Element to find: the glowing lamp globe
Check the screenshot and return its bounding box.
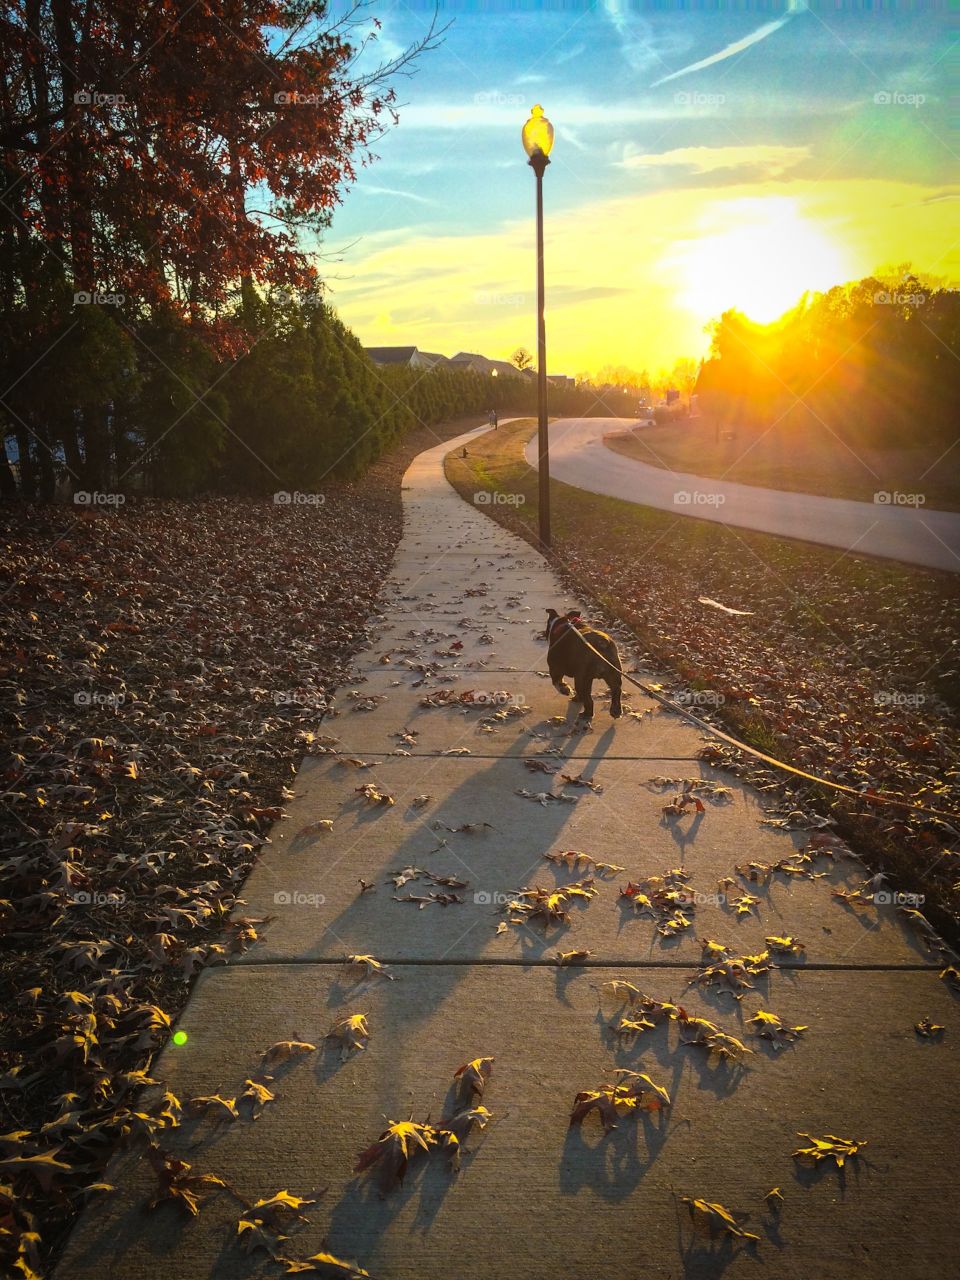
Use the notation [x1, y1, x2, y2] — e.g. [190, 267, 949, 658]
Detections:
[522, 105, 554, 160]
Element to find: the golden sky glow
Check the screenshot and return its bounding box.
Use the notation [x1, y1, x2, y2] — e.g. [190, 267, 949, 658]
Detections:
[327, 176, 959, 376]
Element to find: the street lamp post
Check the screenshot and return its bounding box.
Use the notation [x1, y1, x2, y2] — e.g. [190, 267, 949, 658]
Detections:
[522, 105, 554, 550]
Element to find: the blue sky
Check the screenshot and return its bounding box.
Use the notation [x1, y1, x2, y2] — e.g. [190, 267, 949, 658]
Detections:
[319, 2, 958, 374]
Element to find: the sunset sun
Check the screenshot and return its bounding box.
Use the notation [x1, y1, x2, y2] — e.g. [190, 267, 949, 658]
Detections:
[676, 197, 852, 324]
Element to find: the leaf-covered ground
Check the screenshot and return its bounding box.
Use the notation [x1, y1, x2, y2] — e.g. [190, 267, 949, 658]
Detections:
[445, 420, 960, 943]
[0, 416, 482, 1277]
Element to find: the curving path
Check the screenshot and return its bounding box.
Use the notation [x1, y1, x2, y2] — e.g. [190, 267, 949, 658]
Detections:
[524, 417, 960, 572]
[55, 426, 959, 1280]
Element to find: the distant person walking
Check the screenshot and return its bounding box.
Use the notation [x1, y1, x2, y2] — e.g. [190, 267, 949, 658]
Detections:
[488, 409, 498, 430]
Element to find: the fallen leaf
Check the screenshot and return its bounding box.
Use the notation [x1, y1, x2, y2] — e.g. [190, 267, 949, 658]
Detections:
[454, 1057, 494, 1100]
[792, 1132, 866, 1167]
[326, 1014, 370, 1060]
[681, 1196, 759, 1242]
[261, 1040, 317, 1068]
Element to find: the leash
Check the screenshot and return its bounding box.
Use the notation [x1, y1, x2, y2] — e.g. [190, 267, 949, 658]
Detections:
[552, 621, 959, 825]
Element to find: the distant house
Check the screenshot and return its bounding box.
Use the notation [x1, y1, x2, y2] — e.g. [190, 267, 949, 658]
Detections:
[547, 374, 576, 391]
[364, 346, 522, 378]
[448, 352, 523, 378]
[417, 351, 449, 370]
[447, 351, 492, 374]
[489, 359, 523, 379]
[364, 346, 437, 370]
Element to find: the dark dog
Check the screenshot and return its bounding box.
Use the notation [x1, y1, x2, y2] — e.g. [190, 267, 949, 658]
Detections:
[544, 608, 623, 721]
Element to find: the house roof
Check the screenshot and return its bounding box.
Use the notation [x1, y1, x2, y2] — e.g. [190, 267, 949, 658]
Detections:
[364, 346, 522, 376]
[364, 346, 418, 364]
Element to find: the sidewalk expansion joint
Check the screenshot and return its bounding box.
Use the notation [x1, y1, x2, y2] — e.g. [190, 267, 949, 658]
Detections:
[229, 957, 945, 972]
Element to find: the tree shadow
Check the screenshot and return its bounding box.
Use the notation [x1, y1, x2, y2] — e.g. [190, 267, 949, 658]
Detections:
[661, 809, 706, 861]
[559, 1108, 672, 1199]
[679, 1229, 761, 1278]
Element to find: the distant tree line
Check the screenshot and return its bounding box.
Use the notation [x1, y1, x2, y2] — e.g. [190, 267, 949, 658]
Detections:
[696, 271, 960, 448]
[0, 284, 603, 499]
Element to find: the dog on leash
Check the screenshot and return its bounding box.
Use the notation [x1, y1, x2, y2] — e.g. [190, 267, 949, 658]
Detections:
[544, 608, 623, 721]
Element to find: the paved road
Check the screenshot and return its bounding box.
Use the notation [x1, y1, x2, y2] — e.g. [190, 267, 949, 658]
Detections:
[56, 427, 959, 1280]
[524, 416, 960, 572]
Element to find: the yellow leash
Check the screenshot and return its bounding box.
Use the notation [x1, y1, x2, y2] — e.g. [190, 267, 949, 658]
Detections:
[559, 623, 958, 825]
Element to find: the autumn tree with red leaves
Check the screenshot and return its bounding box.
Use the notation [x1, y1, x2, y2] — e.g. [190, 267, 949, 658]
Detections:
[0, 0, 443, 496]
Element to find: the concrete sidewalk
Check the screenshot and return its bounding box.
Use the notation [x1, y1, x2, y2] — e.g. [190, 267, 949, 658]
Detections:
[57, 427, 959, 1280]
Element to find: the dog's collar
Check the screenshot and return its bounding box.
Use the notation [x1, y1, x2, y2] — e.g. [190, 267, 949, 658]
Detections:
[546, 613, 582, 644]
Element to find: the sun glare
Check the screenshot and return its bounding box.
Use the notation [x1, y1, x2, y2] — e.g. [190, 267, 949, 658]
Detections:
[675, 197, 851, 325]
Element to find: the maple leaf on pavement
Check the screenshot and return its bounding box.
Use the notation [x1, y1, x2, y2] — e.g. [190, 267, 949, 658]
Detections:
[437, 1106, 492, 1169]
[343, 955, 396, 984]
[326, 1014, 370, 1060]
[354, 1119, 437, 1193]
[764, 935, 805, 955]
[261, 1040, 317, 1068]
[680, 1196, 759, 1243]
[146, 1147, 229, 1215]
[914, 1017, 944, 1038]
[281, 1250, 373, 1277]
[454, 1057, 494, 1100]
[184, 1093, 238, 1122]
[747, 1009, 808, 1049]
[570, 1070, 670, 1132]
[792, 1133, 866, 1167]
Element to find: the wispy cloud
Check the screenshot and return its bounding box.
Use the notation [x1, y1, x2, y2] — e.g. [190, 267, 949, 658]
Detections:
[355, 185, 439, 207]
[618, 144, 811, 178]
[602, 3, 677, 77]
[393, 92, 849, 133]
[558, 125, 589, 153]
[554, 42, 586, 65]
[650, 4, 804, 87]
